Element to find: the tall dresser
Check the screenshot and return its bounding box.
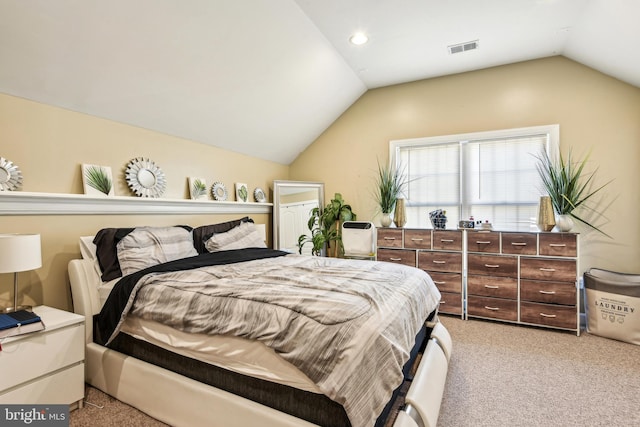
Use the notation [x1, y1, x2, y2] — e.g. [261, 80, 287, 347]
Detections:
[377, 228, 580, 334]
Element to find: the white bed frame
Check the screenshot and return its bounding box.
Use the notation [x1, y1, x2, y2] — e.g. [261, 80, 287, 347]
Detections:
[69, 258, 452, 427]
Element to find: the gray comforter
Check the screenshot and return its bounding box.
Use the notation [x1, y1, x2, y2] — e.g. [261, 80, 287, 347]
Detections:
[111, 254, 440, 427]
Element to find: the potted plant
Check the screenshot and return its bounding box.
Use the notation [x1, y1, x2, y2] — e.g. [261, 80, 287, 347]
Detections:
[374, 160, 407, 227]
[298, 193, 356, 257]
[535, 149, 611, 234]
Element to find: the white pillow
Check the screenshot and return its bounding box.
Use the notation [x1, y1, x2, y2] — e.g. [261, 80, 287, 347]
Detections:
[117, 226, 198, 276]
[204, 222, 267, 252]
[79, 236, 97, 260]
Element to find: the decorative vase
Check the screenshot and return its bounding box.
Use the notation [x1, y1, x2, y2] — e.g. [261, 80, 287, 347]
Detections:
[537, 196, 556, 232]
[380, 212, 393, 227]
[393, 198, 407, 228]
[556, 214, 574, 232]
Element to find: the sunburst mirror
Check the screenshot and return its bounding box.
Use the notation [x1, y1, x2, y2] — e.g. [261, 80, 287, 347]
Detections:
[0, 157, 23, 191]
[125, 157, 167, 198]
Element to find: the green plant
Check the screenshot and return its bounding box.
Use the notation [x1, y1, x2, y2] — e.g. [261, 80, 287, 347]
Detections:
[298, 193, 356, 257]
[535, 149, 611, 235]
[85, 165, 112, 195]
[374, 160, 407, 214]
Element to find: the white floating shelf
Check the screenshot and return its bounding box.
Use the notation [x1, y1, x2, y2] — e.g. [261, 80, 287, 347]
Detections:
[0, 191, 272, 216]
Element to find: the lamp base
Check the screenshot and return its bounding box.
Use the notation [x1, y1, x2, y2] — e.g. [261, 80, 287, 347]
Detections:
[3, 305, 33, 313]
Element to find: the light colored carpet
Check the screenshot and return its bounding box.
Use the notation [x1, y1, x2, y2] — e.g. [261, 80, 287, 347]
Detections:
[70, 317, 640, 426]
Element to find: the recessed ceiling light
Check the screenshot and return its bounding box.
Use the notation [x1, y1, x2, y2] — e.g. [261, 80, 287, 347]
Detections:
[349, 32, 368, 46]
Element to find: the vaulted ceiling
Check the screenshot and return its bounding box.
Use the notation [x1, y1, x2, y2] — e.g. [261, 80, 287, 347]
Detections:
[0, 1, 637, 165]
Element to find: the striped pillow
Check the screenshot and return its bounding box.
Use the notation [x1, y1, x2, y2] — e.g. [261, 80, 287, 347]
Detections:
[204, 222, 266, 252]
[117, 226, 198, 276]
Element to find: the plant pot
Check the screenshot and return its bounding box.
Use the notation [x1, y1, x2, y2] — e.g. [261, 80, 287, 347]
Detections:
[556, 214, 574, 232]
[380, 212, 393, 227]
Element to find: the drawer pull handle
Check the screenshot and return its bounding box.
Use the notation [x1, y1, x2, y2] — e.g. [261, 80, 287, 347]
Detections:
[434, 281, 446, 285]
[540, 313, 557, 318]
[549, 243, 566, 247]
[539, 268, 556, 272]
[539, 290, 556, 295]
[433, 260, 446, 264]
[440, 239, 454, 243]
[390, 257, 402, 261]
[484, 264, 500, 268]
[511, 242, 527, 246]
[476, 241, 491, 244]
[384, 237, 396, 241]
[484, 306, 500, 311]
[440, 301, 447, 304]
[484, 285, 500, 289]
[411, 238, 424, 241]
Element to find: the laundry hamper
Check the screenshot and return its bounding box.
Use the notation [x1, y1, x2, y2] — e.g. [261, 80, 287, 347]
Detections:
[583, 268, 640, 345]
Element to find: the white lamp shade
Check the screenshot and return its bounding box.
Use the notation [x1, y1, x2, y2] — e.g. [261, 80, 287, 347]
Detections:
[0, 234, 42, 273]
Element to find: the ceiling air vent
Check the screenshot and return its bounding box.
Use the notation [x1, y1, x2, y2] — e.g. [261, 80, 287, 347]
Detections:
[448, 40, 479, 54]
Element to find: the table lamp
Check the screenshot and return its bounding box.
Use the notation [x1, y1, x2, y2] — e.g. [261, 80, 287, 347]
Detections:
[0, 234, 42, 312]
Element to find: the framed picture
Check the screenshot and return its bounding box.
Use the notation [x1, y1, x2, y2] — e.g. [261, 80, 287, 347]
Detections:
[188, 177, 208, 200]
[235, 183, 249, 203]
[82, 164, 114, 196]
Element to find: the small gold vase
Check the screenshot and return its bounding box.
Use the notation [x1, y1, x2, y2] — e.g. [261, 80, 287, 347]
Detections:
[537, 195, 556, 232]
[393, 198, 407, 228]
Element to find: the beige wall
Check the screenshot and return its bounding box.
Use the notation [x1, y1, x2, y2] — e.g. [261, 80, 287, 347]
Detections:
[0, 94, 288, 311]
[290, 56, 640, 274]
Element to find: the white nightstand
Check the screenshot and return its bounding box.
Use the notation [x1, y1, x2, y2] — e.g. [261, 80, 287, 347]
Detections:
[0, 305, 85, 407]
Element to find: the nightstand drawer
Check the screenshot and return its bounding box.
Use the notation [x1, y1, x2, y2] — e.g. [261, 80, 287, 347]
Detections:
[377, 248, 416, 266]
[467, 296, 518, 321]
[466, 231, 500, 253]
[502, 232, 537, 255]
[404, 229, 432, 249]
[539, 233, 577, 257]
[467, 275, 518, 299]
[0, 323, 84, 392]
[377, 229, 403, 248]
[468, 254, 517, 277]
[521, 279, 577, 305]
[520, 302, 577, 329]
[418, 251, 462, 273]
[520, 258, 576, 282]
[439, 292, 463, 316]
[0, 363, 84, 404]
[427, 272, 462, 293]
[432, 230, 463, 251]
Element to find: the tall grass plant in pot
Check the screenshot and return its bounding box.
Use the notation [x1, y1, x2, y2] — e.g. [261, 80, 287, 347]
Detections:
[535, 149, 611, 235]
[374, 161, 407, 227]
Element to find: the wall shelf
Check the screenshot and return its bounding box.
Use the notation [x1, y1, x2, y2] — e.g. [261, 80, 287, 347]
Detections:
[0, 191, 272, 216]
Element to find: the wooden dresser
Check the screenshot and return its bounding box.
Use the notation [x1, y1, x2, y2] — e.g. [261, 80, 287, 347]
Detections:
[377, 228, 580, 334]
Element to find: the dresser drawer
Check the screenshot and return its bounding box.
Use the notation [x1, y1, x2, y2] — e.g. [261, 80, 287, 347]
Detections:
[520, 302, 577, 330]
[520, 279, 577, 305]
[539, 233, 577, 257]
[466, 231, 500, 253]
[467, 275, 518, 299]
[0, 323, 84, 392]
[467, 296, 518, 321]
[418, 251, 462, 273]
[439, 292, 463, 316]
[467, 254, 517, 277]
[427, 272, 462, 293]
[432, 230, 463, 251]
[377, 228, 403, 248]
[377, 248, 416, 266]
[404, 229, 432, 250]
[520, 258, 576, 282]
[502, 232, 537, 255]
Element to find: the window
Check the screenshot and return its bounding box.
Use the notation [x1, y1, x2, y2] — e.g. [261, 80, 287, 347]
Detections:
[390, 125, 559, 231]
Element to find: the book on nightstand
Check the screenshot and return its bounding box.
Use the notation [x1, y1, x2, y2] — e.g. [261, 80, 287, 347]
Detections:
[0, 309, 45, 339]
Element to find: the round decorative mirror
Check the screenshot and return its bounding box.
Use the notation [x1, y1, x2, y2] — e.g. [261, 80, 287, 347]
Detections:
[125, 157, 166, 197]
[0, 157, 23, 191]
[254, 187, 266, 203]
[211, 182, 228, 201]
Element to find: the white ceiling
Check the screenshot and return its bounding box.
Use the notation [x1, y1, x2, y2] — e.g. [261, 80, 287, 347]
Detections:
[0, 0, 637, 165]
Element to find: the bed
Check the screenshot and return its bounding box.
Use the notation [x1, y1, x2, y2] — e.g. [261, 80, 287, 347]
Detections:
[68, 219, 452, 427]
